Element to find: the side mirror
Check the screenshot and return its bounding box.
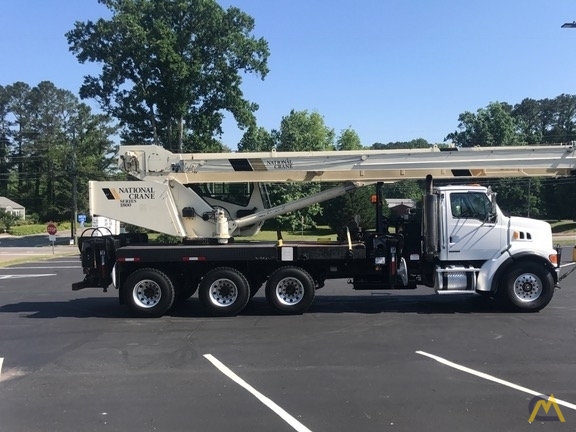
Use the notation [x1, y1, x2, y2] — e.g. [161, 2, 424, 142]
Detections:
[487, 188, 498, 223]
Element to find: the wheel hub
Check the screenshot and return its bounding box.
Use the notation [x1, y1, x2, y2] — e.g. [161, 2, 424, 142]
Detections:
[209, 279, 238, 306]
[276, 277, 304, 305]
[133, 279, 162, 308]
[513, 273, 542, 302]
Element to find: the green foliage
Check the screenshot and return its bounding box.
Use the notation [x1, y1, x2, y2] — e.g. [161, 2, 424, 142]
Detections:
[154, 233, 182, 244]
[265, 182, 323, 232]
[263, 110, 336, 231]
[66, 0, 270, 152]
[485, 178, 541, 217]
[238, 126, 275, 152]
[445, 102, 517, 147]
[0, 209, 20, 231]
[7, 221, 70, 236]
[446, 94, 576, 146]
[0, 81, 117, 222]
[371, 138, 432, 149]
[123, 223, 149, 234]
[539, 179, 576, 220]
[25, 213, 40, 224]
[336, 128, 362, 150]
[321, 186, 379, 233]
[382, 180, 424, 202]
[276, 110, 334, 151]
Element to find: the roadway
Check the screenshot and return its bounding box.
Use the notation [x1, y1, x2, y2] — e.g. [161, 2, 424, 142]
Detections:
[0, 233, 78, 266]
[0, 251, 575, 431]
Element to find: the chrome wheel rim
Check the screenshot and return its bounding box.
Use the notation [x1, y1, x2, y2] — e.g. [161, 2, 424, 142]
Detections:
[512, 273, 542, 302]
[275, 277, 304, 305]
[133, 279, 162, 308]
[209, 278, 238, 307]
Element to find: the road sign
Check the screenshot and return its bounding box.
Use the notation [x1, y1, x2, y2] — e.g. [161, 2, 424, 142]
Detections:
[47, 223, 57, 236]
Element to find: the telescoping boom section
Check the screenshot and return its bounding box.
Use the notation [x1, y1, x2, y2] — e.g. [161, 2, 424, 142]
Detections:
[118, 144, 576, 183]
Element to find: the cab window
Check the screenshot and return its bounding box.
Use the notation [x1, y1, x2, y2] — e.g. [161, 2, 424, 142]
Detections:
[450, 192, 491, 221]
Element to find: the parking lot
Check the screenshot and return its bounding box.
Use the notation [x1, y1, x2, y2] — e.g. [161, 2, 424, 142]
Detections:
[1, 254, 575, 431]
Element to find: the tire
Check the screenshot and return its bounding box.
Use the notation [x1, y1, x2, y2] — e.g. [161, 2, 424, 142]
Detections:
[265, 266, 315, 315]
[123, 268, 175, 318]
[198, 267, 250, 316]
[499, 262, 555, 312]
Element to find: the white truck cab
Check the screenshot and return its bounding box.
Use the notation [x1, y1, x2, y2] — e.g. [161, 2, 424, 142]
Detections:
[423, 178, 558, 310]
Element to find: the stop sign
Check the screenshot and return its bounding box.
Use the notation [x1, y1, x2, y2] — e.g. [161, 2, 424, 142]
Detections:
[47, 223, 57, 235]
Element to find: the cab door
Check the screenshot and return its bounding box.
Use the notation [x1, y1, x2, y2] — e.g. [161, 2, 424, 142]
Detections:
[441, 191, 505, 261]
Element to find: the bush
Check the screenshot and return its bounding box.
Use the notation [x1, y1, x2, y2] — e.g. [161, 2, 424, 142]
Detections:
[154, 234, 182, 244]
[0, 210, 22, 232]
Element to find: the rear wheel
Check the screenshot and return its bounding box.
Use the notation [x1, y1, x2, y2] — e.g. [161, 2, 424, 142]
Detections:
[123, 268, 175, 318]
[198, 267, 250, 316]
[265, 266, 315, 315]
[499, 262, 554, 312]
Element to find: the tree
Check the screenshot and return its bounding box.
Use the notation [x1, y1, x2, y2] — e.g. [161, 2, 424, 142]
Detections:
[66, 0, 270, 152]
[0, 209, 20, 232]
[382, 180, 424, 202]
[546, 94, 576, 143]
[265, 110, 335, 231]
[0, 86, 12, 197]
[321, 186, 378, 233]
[445, 102, 517, 147]
[543, 178, 576, 220]
[371, 138, 431, 149]
[1, 81, 117, 221]
[488, 178, 544, 218]
[336, 128, 362, 150]
[512, 98, 544, 144]
[238, 125, 275, 152]
[276, 110, 334, 151]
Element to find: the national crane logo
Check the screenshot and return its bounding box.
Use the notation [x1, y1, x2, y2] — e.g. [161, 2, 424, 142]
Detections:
[265, 159, 293, 170]
[102, 187, 156, 207]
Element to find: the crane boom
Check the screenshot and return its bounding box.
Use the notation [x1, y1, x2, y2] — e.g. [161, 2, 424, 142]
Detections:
[87, 143, 576, 240]
[119, 144, 576, 183]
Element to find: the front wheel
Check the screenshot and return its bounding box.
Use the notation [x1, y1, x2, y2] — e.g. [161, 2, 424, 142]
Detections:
[499, 262, 555, 312]
[265, 266, 315, 315]
[198, 267, 250, 316]
[123, 268, 175, 318]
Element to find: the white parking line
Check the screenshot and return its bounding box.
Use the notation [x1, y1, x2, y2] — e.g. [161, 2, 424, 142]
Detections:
[0, 274, 56, 279]
[416, 351, 576, 411]
[5, 265, 80, 270]
[0, 358, 3, 377]
[204, 354, 313, 432]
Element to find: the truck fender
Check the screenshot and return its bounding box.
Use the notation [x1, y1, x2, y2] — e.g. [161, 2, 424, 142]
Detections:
[477, 252, 557, 294]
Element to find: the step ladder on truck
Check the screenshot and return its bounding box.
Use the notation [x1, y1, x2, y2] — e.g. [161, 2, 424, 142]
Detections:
[72, 144, 576, 317]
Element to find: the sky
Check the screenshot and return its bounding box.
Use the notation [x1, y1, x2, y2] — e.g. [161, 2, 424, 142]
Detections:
[1, 0, 576, 149]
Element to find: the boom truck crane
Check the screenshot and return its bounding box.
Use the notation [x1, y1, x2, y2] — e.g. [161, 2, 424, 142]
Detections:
[73, 144, 576, 317]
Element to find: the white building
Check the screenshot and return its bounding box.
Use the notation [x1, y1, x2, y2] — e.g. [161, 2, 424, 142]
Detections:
[0, 197, 25, 219]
